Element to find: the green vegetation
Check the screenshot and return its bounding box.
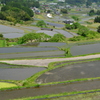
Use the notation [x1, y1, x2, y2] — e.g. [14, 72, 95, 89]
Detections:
[94, 16, 100, 23]
[71, 16, 80, 21]
[0, 40, 6, 47]
[36, 20, 47, 28]
[60, 9, 68, 14]
[65, 22, 80, 30]
[49, 33, 66, 42]
[0, 0, 37, 24]
[0, 1, 100, 100]
[0, 82, 17, 89]
[89, 10, 100, 16]
[97, 25, 100, 33]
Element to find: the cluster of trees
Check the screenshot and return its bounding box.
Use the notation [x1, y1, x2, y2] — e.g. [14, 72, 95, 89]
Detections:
[60, 9, 68, 14]
[0, 34, 3, 39]
[89, 10, 100, 16]
[64, 0, 100, 6]
[94, 16, 100, 23]
[17, 32, 66, 44]
[69, 25, 100, 41]
[65, 0, 85, 6]
[65, 22, 80, 30]
[36, 20, 47, 28]
[0, 0, 40, 8]
[0, 0, 40, 23]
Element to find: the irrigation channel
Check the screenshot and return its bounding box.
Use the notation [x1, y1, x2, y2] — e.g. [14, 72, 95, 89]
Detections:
[0, 59, 100, 100]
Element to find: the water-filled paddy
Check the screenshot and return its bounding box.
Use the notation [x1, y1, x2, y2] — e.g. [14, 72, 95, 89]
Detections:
[0, 67, 46, 80]
[71, 43, 100, 56]
[0, 47, 58, 54]
[0, 42, 66, 59]
[0, 25, 24, 33]
[3, 33, 25, 38]
[0, 50, 65, 59]
[36, 60, 100, 83]
[20, 42, 66, 47]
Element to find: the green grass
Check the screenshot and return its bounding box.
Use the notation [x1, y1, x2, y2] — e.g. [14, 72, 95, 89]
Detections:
[0, 82, 17, 89]
[87, 23, 100, 29]
[0, 40, 6, 47]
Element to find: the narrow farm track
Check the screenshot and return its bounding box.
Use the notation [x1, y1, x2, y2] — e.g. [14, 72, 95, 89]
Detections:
[1, 54, 100, 67]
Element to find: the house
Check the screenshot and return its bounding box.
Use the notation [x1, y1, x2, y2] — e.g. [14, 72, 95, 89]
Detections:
[63, 20, 74, 25]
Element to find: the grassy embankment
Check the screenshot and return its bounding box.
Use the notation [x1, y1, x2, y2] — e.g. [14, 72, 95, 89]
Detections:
[0, 82, 17, 89]
[0, 40, 6, 47]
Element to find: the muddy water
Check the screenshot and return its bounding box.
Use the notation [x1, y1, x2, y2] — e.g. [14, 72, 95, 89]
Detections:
[36, 60, 100, 83]
[0, 80, 100, 100]
[3, 33, 25, 38]
[0, 67, 46, 80]
[71, 43, 100, 56]
[0, 47, 58, 54]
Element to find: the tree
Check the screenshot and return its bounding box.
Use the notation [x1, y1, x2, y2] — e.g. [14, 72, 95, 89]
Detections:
[65, 24, 74, 30]
[71, 16, 79, 21]
[65, 0, 85, 5]
[21, 7, 34, 17]
[89, 10, 95, 16]
[60, 9, 68, 14]
[77, 25, 89, 37]
[0, 34, 3, 38]
[37, 33, 51, 42]
[36, 20, 47, 28]
[65, 22, 80, 30]
[97, 26, 100, 33]
[49, 33, 66, 42]
[86, 0, 92, 8]
[94, 16, 100, 23]
[96, 10, 100, 15]
[17, 32, 51, 44]
[0, 12, 6, 20]
[72, 22, 80, 29]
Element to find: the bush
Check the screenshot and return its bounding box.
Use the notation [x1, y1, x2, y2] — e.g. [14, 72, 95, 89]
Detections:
[65, 22, 80, 30]
[49, 33, 66, 42]
[0, 34, 3, 38]
[68, 36, 85, 41]
[94, 16, 100, 23]
[77, 25, 89, 37]
[36, 20, 47, 28]
[97, 25, 100, 33]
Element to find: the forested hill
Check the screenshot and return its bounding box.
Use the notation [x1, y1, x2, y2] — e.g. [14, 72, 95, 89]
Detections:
[65, 0, 100, 5]
[0, 0, 40, 23]
[46, 0, 100, 5]
[0, 0, 40, 8]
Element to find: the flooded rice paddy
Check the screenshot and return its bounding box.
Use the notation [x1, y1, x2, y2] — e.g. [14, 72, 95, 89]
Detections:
[0, 50, 65, 59]
[71, 43, 100, 56]
[0, 42, 66, 59]
[0, 47, 58, 54]
[36, 60, 100, 83]
[0, 67, 46, 80]
[3, 33, 25, 38]
[0, 25, 24, 33]
[0, 25, 25, 38]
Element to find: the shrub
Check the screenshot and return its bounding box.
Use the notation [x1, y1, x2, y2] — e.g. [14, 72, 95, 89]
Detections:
[97, 25, 100, 33]
[77, 25, 89, 37]
[49, 33, 66, 42]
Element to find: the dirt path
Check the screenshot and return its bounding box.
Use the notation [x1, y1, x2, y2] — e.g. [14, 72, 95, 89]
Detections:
[1, 54, 100, 67]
